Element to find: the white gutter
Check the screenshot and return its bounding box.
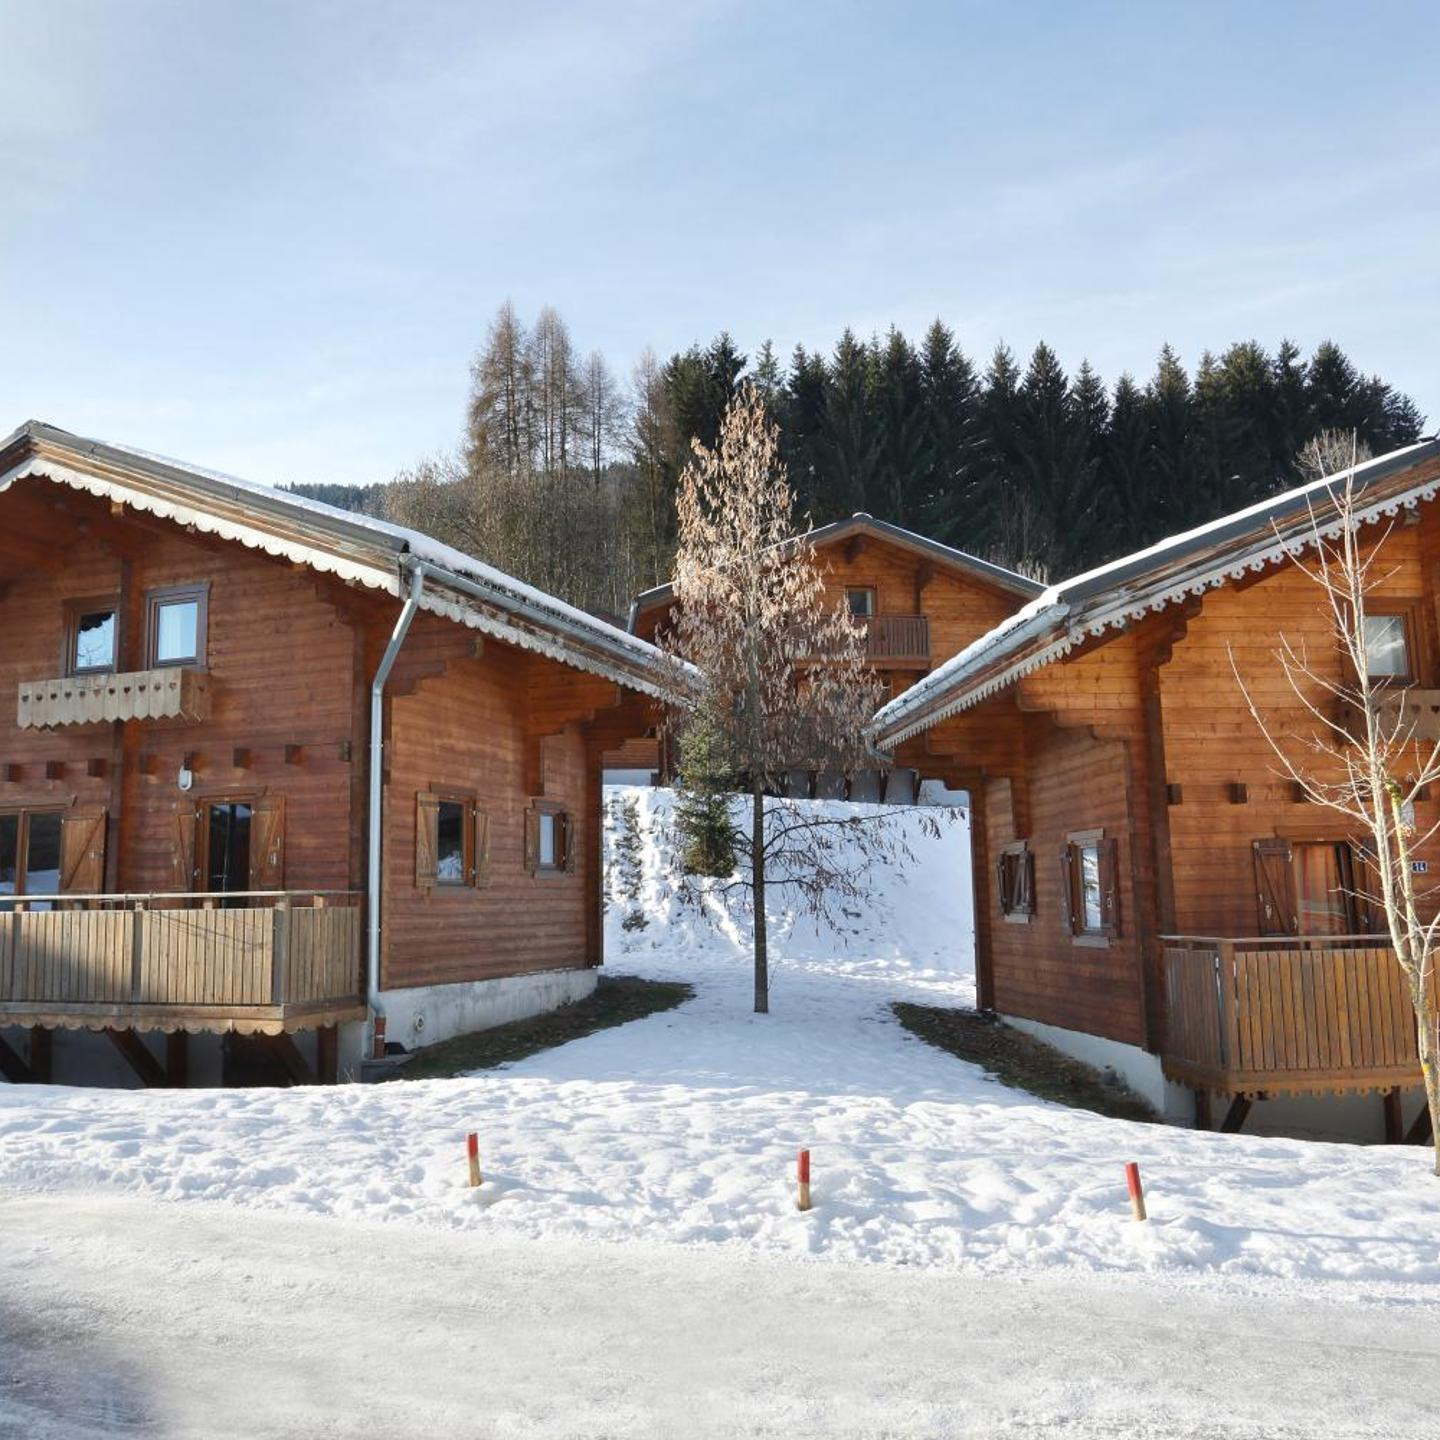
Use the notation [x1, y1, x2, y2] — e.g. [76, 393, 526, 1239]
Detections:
[367, 563, 424, 1058]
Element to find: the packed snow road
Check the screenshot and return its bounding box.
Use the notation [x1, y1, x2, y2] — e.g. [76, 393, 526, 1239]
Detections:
[4, 1190, 1438, 1440]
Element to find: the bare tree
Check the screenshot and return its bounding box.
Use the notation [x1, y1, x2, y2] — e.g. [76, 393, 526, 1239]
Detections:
[466, 300, 533, 477]
[664, 385, 898, 1013]
[580, 349, 626, 485]
[1299, 428, 1373, 483]
[1233, 441, 1439, 1171]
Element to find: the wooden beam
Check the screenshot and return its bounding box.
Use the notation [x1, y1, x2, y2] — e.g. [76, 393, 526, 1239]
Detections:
[1219, 1096, 1253, 1133]
[44, 760, 64, 781]
[316, 1025, 339, 1084]
[284, 744, 306, 766]
[1165, 783, 1183, 806]
[105, 1028, 166, 1087]
[87, 757, 108, 779]
[1228, 782, 1249, 805]
[232, 747, 254, 771]
[1192, 1088, 1212, 1131]
[0, 1032, 34, 1084]
[1404, 1103, 1434, 1145]
[165, 1031, 188, 1087]
[267, 1032, 316, 1085]
[28, 1027, 52, 1084]
[1382, 1086, 1405, 1144]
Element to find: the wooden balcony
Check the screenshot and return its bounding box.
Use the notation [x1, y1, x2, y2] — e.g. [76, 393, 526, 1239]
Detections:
[860, 614, 930, 666]
[1161, 935, 1438, 1098]
[16, 666, 210, 730]
[0, 891, 363, 1035]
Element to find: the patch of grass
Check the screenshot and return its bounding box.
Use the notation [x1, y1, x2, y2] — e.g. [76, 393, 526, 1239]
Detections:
[382, 974, 693, 1082]
[892, 1002, 1159, 1124]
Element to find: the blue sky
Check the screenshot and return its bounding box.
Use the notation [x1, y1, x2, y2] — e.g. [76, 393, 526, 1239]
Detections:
[2, 1, 1437, 488]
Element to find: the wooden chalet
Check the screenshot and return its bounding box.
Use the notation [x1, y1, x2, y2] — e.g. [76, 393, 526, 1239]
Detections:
[0, 422, 668, 1087]
[623, 513, 1042, 798]
[872, 439, 1440, 1140]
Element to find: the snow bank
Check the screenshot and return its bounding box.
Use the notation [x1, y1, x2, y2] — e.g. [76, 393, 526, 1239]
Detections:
[0, 788, 1437, 1306]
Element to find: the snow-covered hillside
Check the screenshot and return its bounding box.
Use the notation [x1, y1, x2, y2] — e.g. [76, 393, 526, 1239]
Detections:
[602, 785, 974, 984]
[0, 789, 1437, 1306]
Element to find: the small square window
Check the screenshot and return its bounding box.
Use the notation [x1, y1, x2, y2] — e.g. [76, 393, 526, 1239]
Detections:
[1062, 830, 1119, 942]
[146, 586, 207, 668]
[1363, 613, 1411, 682]
[846, 587, 875, 618]
[70, 607, 117, 674]
[527, 802, 571, 875]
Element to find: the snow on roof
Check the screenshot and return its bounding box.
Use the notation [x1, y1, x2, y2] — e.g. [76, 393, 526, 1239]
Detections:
[872, 436, 1440, 742]
[628, 511, 1042, 623]
[2, 420, 681, 696]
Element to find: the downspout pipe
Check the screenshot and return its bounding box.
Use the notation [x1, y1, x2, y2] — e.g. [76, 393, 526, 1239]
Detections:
[367, 562, 424, 1058]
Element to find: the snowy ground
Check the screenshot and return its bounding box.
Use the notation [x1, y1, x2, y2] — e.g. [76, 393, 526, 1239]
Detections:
[2, 789, 1439, 1436]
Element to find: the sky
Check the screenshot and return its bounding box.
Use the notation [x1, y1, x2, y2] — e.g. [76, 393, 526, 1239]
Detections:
[2, 0, 1437, 489]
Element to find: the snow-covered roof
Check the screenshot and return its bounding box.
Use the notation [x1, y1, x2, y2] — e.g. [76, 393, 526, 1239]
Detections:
[0, 420, 684, 700]
[627, 511, 1042, 629]
[872, 436, 1440, 745]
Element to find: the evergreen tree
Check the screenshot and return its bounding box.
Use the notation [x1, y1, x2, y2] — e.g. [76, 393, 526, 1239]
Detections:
[871, 327, 930, 527]
[822, 329, 882, 518]
[916, 321, 985, 548]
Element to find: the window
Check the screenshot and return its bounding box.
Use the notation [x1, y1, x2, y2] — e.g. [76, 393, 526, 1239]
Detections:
[996, 841, 1035, 921]
[1059, 829, 1119, 942]
[435, 799, 467, 884]
[66, 599, 118, 675]
[146, 585, 208, 668]
[845, 587, 875, 618]
[1362, 611, 1413, 683]
[526, 801, 572, 875]
[0, 810, 64, 911]
[415, 791, 491, 889]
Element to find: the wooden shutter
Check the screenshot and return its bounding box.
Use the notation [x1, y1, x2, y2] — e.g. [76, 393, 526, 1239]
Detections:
[1058, 846, 1077, 934]
[1098, 837, 1120, 937]
[1253, 838, 1297, 936]
[473, 806, 492, 887]
[249, 795, 286, 891]
[562, 811, 577, 873]
[995, 853, 1010, 910]
[1347, 841, 1386, 935]
[524, 805, 539, 875]
[1017, 850, 1036, 917]
[59, 809, 107, 894]
[172, 803, 198, 893]
[415, 792, 439, 887]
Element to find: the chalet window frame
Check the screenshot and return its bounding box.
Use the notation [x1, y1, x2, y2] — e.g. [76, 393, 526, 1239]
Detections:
[144, 582, 209, 670]
[525, 798, 574, 878]
[996, 840, 1035, 923]
[0, 807, 68, 907]
[62, 594, 121, 677]
[1059, 827, 1119, 947]
[415, 788, 491, 892]
[1258, 834, 1387, 937]
[1359, 604, 1416, 688]
[844, 586, 876, 619]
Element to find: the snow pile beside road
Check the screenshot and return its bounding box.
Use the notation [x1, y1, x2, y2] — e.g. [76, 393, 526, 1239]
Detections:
[0, 788, 1436, 1306]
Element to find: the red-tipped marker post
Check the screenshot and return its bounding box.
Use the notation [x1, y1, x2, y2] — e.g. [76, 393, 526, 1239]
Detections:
[467, 1131, 482, 1189]
[796, 1148, 812, 1212]
[1125, 1161, 1146, 1222]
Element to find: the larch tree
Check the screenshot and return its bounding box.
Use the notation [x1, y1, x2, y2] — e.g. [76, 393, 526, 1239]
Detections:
[1234, 441, 1439, 1172]
[664, 386, 895, 1014]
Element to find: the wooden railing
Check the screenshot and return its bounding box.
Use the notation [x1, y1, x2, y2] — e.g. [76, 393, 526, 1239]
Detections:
[1161, 935, 1439, 1096]
[0, 891, 363, 1032]
[17, 666, 210, 729]
[861, 614, 930, 664]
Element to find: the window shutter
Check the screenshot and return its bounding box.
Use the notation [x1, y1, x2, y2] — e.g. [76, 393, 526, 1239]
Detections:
[172, 803, 198, 893]
[995, 853, 1009, 910]
[562, 812, 577, 873]
[1253, 838, 1297, 936]
[249, 795, 286, 891]
[1349, 842, 1386, 935]
[473, 806, 492, 887]
[1058, 847, 1076, 935]
[1098, 837, 1120, 937]
[415, 792, 439, 887]
[524, 805, 539, 875]
[1018, 850, 1036, 917]
[60, 809, 107, 893]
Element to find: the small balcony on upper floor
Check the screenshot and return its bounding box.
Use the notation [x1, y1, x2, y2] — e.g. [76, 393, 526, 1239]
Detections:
[858, 613, 931, 667]
[16, 667, 211, 730]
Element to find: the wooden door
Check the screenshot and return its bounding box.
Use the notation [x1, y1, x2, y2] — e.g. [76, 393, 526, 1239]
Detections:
[1293, 842, 1348, 935]
[59, 809, 108, 895]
